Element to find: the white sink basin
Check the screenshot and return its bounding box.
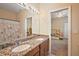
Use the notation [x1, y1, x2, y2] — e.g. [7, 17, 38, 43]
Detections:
[12, 44, 31, 52]
[35, 38, 44, 41]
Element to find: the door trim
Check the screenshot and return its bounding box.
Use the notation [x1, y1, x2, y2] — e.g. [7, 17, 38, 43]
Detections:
[48, 6, 72, 56]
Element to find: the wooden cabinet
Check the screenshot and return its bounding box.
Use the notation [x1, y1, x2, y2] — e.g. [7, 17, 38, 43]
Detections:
[25, 38, 49, 56]
[39, 39, 49, 56]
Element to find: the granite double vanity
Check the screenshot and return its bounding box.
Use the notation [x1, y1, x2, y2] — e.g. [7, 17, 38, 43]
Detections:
[0, 35, 49, 56]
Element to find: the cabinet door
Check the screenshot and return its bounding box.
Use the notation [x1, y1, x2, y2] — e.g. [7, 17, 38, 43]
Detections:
[45, 39, 49, 56]
[39, 39, 49, 56]
[39, 41, 45, 56]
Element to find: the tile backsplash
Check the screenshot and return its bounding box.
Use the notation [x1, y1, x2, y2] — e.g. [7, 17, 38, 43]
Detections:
[0, 19, 20, 43]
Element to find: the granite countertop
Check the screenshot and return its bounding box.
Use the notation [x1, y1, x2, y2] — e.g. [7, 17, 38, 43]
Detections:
[0, 35, 49, 56]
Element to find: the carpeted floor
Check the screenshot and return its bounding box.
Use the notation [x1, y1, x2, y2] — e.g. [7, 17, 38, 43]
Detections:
[51, 37, 68, 56]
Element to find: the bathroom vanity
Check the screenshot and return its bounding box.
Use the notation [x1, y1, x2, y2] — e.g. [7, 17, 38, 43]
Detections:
[0, 35, 49, 56]
[25, 38, 49, 56]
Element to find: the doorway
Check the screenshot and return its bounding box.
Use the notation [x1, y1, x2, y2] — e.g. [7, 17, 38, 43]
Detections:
[27, 17, 32, 36]
[49, 7, 71, 56]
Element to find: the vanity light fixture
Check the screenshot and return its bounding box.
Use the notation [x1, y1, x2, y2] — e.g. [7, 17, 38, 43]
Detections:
[21, 3, 40, 14]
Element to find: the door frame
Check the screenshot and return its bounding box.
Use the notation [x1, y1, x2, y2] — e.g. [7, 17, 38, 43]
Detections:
[48, 6, 72, 56]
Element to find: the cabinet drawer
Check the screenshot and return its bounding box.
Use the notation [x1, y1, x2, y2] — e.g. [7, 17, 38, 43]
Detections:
[25, 46, 39, 56]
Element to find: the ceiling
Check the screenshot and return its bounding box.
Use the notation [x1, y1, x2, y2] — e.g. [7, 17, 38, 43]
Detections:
[0, 3, 24, 13]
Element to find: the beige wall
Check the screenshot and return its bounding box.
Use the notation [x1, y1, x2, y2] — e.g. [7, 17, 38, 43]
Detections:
[32, 13, 40, 34]
[71, 4, 79, 55]
[0, 9, 17, 20]
[51, 17, 64, 34]
[39, 3, 79, 55]
[27, 3, 40, 34]
[28, 3, 40, 11]
[51, 17, 64, 32]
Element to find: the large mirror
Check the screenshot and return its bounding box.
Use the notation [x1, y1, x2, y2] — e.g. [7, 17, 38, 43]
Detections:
[0, 3, 40, 45]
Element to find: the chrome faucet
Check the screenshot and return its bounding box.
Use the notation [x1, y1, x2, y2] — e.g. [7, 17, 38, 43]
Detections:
[16, 40, 19, 46]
